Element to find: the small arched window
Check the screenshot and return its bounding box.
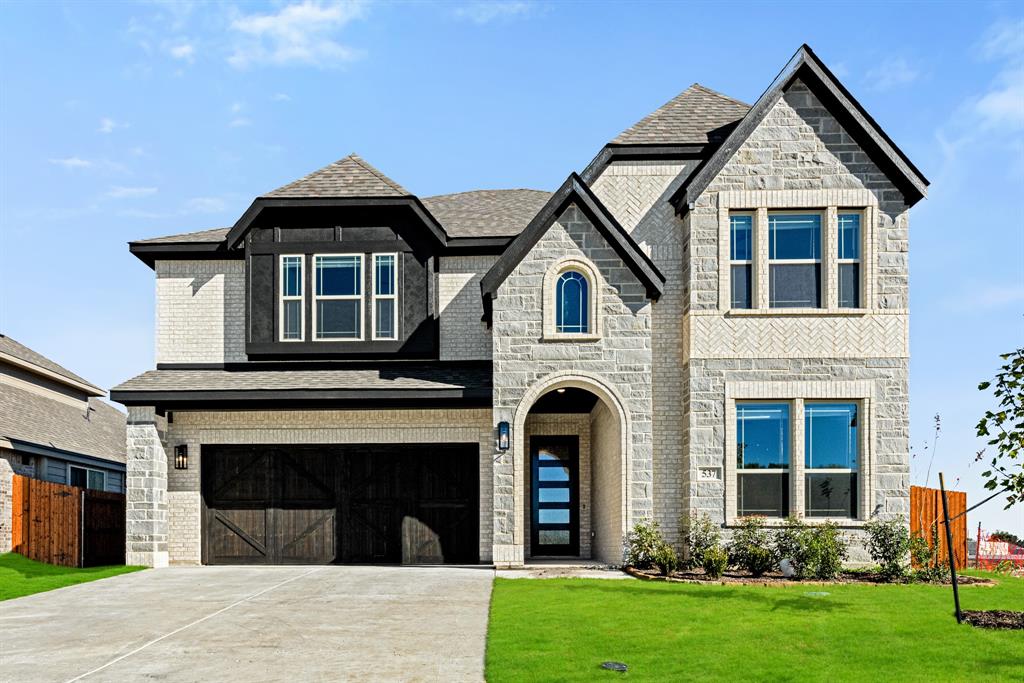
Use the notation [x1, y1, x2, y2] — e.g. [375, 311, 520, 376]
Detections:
[556, 270, 589, 334]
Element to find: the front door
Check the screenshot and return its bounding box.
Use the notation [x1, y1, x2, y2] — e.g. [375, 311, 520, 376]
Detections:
[530, 436, 579, 557]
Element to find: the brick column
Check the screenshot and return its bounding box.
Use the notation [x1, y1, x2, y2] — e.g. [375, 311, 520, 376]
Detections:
[126, 406, 169, 568]
[0, 457, 13, 553]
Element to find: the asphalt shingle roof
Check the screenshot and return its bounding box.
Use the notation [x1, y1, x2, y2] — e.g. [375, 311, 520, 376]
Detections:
[262, 153, 410, 199]
[0, 334, 99, 391]
[112, 364, 492, 394]
[132, 227, 230, 245]
[611, 83, 750, 146]
[422, 189, 552, 238]
[0, 384, 126, 463]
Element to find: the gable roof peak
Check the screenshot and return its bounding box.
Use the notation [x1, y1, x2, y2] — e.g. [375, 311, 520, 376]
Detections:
[262, 152, 411, 199]
[610, 81, 750, 146]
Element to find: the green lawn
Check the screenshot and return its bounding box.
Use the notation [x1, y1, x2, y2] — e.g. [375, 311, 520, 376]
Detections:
[486, 571, 1024, 682]
[0, 553, 144, 601]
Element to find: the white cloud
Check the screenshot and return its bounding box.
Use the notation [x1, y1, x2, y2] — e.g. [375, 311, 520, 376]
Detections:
[272, 92, 291, 101]
[453, 1, 534, 24]
[107, 186, 158, 199]
[183, 197, 228, 213]
[228, 1, 367, 69]
[979, 18, 1024, 61]
[865, 57, 919, 92]
[230, 101, 244, 113]
[972, 20, 1024, 131]
[97, 117, 129, 134]
[167, 41, 195, 62]
[229, 117, 251, 128]
[49, 156, 92, 169]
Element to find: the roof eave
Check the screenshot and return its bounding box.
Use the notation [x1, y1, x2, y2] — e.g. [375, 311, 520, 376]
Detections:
[0, 350, 105, 396]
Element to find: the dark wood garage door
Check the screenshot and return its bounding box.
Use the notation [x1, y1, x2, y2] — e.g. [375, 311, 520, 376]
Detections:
[202, 444, 479, 565]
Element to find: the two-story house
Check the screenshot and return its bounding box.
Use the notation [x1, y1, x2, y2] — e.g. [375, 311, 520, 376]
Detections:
[112, 45, 926, 568]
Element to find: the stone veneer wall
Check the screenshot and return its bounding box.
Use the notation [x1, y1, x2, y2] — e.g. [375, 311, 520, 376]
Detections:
[591, 159, 699, 547]
[438, 255, 495, 361]
[679, 78, 911, 560]
[0, 457, 13, 553]
[126, 407, 169, 567]
[163, 408, 494, 564]
[156, 260, 245, 364]
[490, 203, 653, 565]
[523, 413, 592, 559]
[590, 400, 623, 564]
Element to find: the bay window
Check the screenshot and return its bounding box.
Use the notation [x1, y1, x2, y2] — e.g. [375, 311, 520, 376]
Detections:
[769, 213, 822, 308]
[736, 403, 790, 517]
[314, 254, 363, 340]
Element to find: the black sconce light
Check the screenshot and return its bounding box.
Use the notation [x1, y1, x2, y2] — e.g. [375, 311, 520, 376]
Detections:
[174, 445, 188, 470]
[498, 421, 510, 451]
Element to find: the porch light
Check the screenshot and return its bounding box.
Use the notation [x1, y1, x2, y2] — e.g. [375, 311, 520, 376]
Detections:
[498, 422, 510, 451]
[174, 445, 188, 470]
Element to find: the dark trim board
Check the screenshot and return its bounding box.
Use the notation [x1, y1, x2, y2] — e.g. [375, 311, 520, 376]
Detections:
[110, 389, 493, 411]
[6, 439, 126, 473]
[129, 242, 240, 268]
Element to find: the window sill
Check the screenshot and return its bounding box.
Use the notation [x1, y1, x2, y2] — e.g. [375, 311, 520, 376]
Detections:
[541, 333, 602, 343]
[725, 308, 869, 317]
[726, 517, 867, 528]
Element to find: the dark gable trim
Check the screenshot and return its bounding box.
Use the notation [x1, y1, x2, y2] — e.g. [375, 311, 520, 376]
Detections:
[479, 173, 666, 323]
[7, 439, 126, 472]
[129, 241, 238, 268]
[224, 197, 450, 250]
[672, 44, 929, 214]
[581, 144, 708, 184]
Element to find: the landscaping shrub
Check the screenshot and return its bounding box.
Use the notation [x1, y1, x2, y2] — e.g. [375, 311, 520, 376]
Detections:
[682, 513, 721, 569]
[652, 542, 679, 576]
[773, 517, 811, 578]
[729, 516, 777, 576]
[702, 545, 729, 579]
[865, 516, 912, 581]
[804, 522, 848, 580]
[910, 529, 944, 582]
[624, 520, 662, 569]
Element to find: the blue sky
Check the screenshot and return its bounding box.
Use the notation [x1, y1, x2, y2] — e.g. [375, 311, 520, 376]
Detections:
[1, 1, 1021, 533]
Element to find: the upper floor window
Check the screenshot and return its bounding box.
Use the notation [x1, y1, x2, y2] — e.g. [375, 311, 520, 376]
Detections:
[315, 254, 363, 340]
[70, 465, 105, 491]
[280, 255, 304, 342]
[769, 213, 821, 308]
[556, 270, 589, 334]
[373, 253, 398, 340]
[730, 213, 753, 309]
[736, 403, 790, 517]
[837, 213, 861, 308]
[805, 402, 859, 518]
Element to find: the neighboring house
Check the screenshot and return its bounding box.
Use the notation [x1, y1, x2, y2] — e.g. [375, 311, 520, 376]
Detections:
[0, 334, 126, 493]
[112, 45, 926, 568]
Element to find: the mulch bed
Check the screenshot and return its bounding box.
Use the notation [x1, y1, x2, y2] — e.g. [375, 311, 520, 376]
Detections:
[625, 566, 995, 587]
[962, 610, 1024, 630]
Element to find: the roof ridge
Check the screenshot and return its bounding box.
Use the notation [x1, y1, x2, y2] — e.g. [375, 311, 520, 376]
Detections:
[689, 82, 750, 107]
[346, 153, 409, 195]
[261, 152, 410, 199]
[423, 188, 551, 199]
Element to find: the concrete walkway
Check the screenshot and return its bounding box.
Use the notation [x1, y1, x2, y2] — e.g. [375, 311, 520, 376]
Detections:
[0, 565, 494, 683]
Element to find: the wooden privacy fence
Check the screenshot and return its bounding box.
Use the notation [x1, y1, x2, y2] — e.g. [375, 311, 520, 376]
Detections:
[11, 474, 126, 567]
[910, 485, 967, 570]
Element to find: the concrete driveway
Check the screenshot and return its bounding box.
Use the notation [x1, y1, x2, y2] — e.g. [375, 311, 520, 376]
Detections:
[0, 565, 494, 683]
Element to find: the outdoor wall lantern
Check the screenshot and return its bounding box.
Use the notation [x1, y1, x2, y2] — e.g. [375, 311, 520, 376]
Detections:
[174, 445, 188, 470]
[498, 422, 510, 451]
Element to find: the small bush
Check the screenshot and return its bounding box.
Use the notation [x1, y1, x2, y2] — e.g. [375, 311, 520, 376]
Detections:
[624, 520, 663, 569]
[682, 513, 721, 569]
[804, 522, 848, 580]
[773, 517, 811, 578]
[702, 545, 729, 579]
[729, 516, 777, 576]
[652, 542, 679, 576]
[909, 530, 943, 582]
[865, 516, 911, 581]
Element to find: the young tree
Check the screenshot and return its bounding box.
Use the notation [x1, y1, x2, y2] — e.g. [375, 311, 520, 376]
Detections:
[976, 348, 1024, 508]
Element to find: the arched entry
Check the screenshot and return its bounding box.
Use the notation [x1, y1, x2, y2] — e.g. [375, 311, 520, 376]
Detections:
[510, 372, 631, 564]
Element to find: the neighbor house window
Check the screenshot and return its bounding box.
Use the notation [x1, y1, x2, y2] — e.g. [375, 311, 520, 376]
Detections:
[279, 255, 304, 341]
[805, 403, 859, 518]
[838, 213, 861, 308]
[736, 403, 790, 517]
[769, 213, 821, 308]
[556, 270, 589, 334]
[372, 253, 398, 340]
[730, 213, 753, 309]
[314, 254, 363, 340]
[69, 465, 105, 491]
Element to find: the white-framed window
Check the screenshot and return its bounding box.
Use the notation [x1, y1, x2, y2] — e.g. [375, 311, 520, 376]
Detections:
[372, 253, 398, 340]
[837, 212, 862, 309]
[729, 212, 754, 309]
[736, 403, 791, 517]
[313, 254, 363, 340]
[555, 270, 590, 334]
[805, 402, 859, 518]
[279, 254, 304, 341]
[768, 212, 822, 308]
[69, 464, 105, 491]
